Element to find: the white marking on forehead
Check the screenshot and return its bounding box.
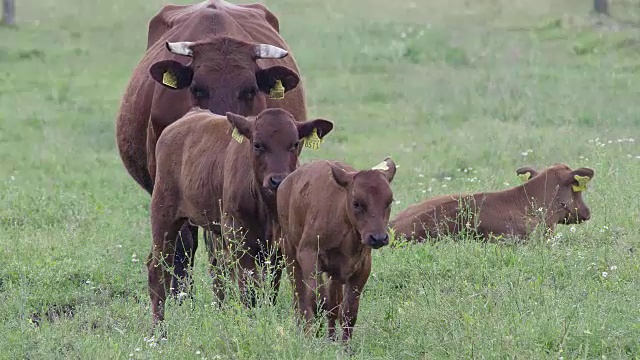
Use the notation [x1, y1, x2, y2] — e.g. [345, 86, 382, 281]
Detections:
[371, 160, 389, 171]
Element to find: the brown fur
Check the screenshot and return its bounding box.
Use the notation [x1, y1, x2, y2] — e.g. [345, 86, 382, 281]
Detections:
[276, 158, 396, 341]
[116, 0, 307, 294]
[147, 108, 333, 325]
[391, 163, 594, 242]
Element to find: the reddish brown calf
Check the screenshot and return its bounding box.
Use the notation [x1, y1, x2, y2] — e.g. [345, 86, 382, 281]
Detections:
[148, 108, 333, 326]
[391, 163, 594, 242]
[276, 158, 396, 341]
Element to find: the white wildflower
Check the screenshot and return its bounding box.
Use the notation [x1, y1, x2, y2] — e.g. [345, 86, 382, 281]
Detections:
[196, 351, 201, 355]
[610, 265, 617, 271]
[570, 226, 576, 233]
[602, 272, 608, 278]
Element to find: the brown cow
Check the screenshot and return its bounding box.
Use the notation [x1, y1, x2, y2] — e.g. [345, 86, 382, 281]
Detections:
[276, 158, 396, 341]
[115, 0, 307, 293]
[390, 163, 594, 242]
[148, 108, 333, 326]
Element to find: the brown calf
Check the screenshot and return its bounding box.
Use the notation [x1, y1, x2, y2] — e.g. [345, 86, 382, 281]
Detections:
[276, 158, 396, 341]
[390, 163, 594, 242]
[148, 108, 333, 326]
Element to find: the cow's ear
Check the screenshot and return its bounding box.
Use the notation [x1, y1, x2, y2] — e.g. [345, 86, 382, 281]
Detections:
[149, 60, 193, 90]
[297, 119, 334, 140]
[372, 157, 397, 183]
[329, 162, 355, 188]
[226, 112, 253, 142]
[516, 166, 538, 183]
[256, 66, 300, 95]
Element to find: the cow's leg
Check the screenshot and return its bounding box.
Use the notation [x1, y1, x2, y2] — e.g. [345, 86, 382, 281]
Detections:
[340, 256, 372, 342]
[326, 277, 344, 340]
[171, 222, 198, 298]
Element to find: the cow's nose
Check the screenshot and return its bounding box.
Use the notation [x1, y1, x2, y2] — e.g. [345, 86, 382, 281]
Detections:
[580, 212, 591, 222]
[269, 175, 284, 189]
[368, 233, 389, 249]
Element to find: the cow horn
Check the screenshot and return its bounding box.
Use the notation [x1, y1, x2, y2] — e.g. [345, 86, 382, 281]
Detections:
[166, 41, 195, 57]
[254, 44, 288, 59]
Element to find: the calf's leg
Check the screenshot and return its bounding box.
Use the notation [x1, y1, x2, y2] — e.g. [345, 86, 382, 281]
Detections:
[171, 222, 198, 298]
[204, 228, 227, 304]
[326, 277, 344, 340]
[295, 247, 320, 334]
[148, 193, 183, 326]
[341, 256, 372, 341]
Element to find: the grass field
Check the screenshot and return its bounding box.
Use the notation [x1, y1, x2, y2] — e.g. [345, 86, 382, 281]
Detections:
[2, 0, 640, 358]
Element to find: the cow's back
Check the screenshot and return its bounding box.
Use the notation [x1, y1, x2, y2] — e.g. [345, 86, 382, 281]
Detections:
[391, 194, 465, 241]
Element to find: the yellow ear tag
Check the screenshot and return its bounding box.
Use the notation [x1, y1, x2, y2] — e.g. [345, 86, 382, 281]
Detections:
[518, 172, 531, 183]
[162, 71, 178, 89]
[231, 127, 244, 143]
[572, 175, 590, 192]
[303, 128, 322, 150]
[269, 79, 285, 100]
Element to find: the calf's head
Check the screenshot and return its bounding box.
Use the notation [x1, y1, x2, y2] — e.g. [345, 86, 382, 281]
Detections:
[150, 37, 300, 116]
[517, 164, 594, 224]
[330, 158, 396, 249]
[226, 108, 333, 195]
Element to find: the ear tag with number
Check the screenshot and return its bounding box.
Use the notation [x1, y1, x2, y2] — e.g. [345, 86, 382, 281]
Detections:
[231, 127, 244, 143]
[572, 175, 590, 192]
[303, 128, 322, 149]
[518, 172, 531, 183]
[162, 71, 178, 88]
[269, 79, 285, 100]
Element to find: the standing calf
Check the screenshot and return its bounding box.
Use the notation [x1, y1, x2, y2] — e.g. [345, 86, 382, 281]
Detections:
[148, 108, 333, 326]
[391, 163, 594, 242]
[277, 158, 396, 341]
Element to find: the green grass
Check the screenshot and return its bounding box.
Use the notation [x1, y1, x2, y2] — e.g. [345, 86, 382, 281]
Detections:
[2, 0, 640, 358]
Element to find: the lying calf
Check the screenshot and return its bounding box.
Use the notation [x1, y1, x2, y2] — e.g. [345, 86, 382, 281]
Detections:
[148, 108, 333, 326]
[390, 163, 594, 242]
[276, 157, 396, 341]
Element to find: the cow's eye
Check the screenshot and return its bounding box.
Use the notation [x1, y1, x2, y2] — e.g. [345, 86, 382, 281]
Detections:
[290, 141, 299, 151]
[353, 201, 362, 210]
[190, 85, 208, 100]
[253, 142, 264, 153]
[239, 87, 258, 101]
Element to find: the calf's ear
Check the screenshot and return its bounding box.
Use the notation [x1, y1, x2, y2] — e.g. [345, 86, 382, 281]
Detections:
[226, 112, 253, 142]
[149, 60, 193, 90]
[256, 66, 300, 96]
[297, 119, 334, 140]
[516, 166, 538, 183]
[568, 167, 594, 192]
[329, 162, 355, 188]
[571, 167, 594, 179]
[372, 157, 397, 183]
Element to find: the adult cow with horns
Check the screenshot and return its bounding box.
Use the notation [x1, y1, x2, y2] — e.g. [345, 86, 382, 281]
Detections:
[115, 0, 307, 297]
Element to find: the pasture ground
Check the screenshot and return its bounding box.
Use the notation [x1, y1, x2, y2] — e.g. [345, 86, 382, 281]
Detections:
[1, 0, 639, 358]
